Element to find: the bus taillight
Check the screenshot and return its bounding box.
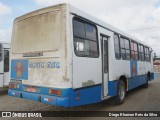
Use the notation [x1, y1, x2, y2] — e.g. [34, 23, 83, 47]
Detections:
[48, 89, 61, 96]
[9, 83, 17, 89]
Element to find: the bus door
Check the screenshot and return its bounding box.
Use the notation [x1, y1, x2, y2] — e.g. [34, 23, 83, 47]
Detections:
[101, 35, 109, 97]
[3, 49, 10, 86]
[0, 44, 4, 87]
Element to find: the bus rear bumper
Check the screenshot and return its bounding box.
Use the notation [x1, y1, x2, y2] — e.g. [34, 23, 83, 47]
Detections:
[8, 89, 70, 107]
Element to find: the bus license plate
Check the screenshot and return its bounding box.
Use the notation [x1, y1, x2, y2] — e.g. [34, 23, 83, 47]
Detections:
[26, 87, 37, 92]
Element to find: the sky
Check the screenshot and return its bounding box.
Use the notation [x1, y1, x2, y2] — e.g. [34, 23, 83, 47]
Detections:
[0, 0, 160, 55]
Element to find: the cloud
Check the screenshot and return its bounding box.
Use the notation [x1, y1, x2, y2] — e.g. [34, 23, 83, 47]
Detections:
[32, 0, 160, 55]
[0, 2, 11, 15]
[32, 0, 159, 29]
[0, 28, 12, 42]
[0, 2, 12, 43]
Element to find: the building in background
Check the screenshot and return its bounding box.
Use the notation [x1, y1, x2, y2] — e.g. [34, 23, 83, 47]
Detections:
[154, 58, 160, 72]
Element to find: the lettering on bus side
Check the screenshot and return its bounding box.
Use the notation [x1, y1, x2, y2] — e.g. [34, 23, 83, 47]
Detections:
[29, 62, 60, 69]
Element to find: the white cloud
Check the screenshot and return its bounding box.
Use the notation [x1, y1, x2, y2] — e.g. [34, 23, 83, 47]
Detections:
[0, 2, 11, 26]
[0, 3, 12, 43]
[0, 2, 11, 15]
[32, 0, 160, 55]
[0, 28, 12, 43]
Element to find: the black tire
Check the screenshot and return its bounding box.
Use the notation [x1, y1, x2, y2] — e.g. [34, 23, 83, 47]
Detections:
[115, 80, 126, 105]
[143, 74, 149, 88]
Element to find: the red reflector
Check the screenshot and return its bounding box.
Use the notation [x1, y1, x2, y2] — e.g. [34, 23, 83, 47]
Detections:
[9, 84, 16, 89]
[49, 89, 61, 96]
[48, 98, 53, 102]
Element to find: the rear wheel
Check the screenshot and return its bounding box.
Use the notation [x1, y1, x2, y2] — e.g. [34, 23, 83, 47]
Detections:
[143, 74, 150, 88]
[115, 80, 126, 105]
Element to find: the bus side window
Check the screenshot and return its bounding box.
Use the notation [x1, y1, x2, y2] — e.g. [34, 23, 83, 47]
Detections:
[73, 18, 99, 58]
[114, 34, 121, 59]
[0, 44, 2, 61]
[4, 50, 9, 72]
[138, 45, 141, 61]
[138, 44, 145, 61]
[120, 37, 130, 60]
[145, 47, 149, 62]
[131, 41, 138, 60]
[149, 48, 152, 62]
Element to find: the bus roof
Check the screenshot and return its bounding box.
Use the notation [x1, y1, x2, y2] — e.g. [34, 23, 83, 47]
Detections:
[68, 4, 151, 48]
[14, 3, 151, 48]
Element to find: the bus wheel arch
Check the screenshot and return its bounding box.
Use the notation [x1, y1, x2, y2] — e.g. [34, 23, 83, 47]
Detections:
[114, 75, 127, 105]
[119, 75, 127, 91]
[143, 71, 150, 88]
[147, 71, 151, 80]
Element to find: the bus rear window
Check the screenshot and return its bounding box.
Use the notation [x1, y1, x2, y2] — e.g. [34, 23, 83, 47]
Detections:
[12, 11, 64, 53]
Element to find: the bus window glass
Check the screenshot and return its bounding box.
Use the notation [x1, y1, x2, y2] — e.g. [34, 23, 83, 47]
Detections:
[73, 20, 85, 38]
[4, 50, 9, 72]
[131, 41, 138, 60]
[145, 47, 149, 62]
[124, 39, 130, 49]
[149, 48, 152, 62]
[86, 24, 97, 41]
[114, 34, 121, 59]
[120, 37, 130, 60]
[73, 19, 99, 58]
[135, 52, 138, 60]
[134, 43, 137, 51]
[74, 38, 85, 56]
[138, 44, 145, 61]
[89, 41, 98, 57]
[131, 42, 134, 50]
[84, 40, 90, 56]
[104, 40, 108, 73]
[126, 50, 130, 60]
[120, 38, 124, 48]
[0, 44, 2, 61]
[141, 46, 145, 61]
[121, 49, 125, 60]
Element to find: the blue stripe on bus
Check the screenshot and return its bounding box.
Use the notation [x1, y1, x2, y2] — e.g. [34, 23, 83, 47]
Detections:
[107, 73, 154, 96]
[9, 84, 72, 98]
[41, 95, 70, 107]
[128, 75, 147, 90]
[8, 84, 102, 107]
[22, 92, 41, 102]
[108, 81, 118, 96]
[8, 73, 154, 107]
[8, 89, 22, 98]
[70, 85, 102, 106]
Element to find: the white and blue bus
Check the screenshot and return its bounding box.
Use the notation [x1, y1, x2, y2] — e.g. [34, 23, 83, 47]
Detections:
[8, 3, 154, 107]
[0, 42, 10, 90]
